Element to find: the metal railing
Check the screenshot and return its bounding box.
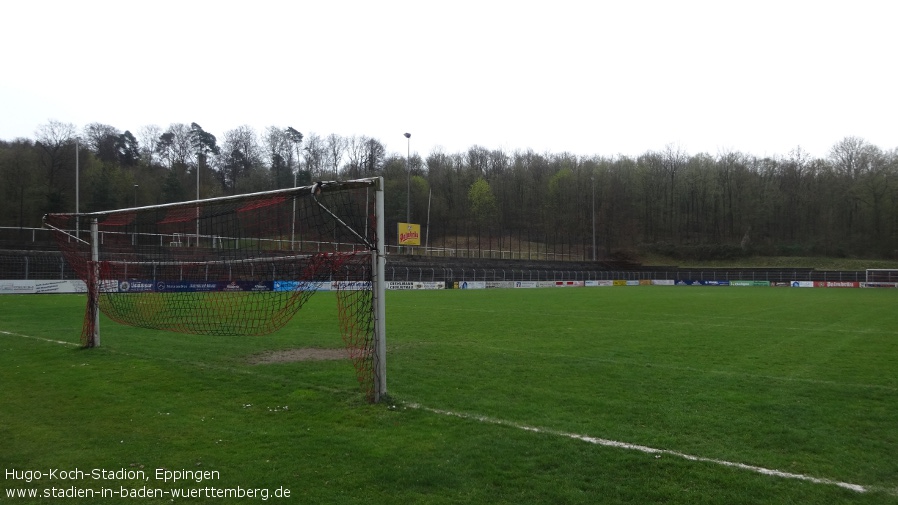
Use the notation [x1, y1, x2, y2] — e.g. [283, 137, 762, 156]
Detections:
[2, 227, 589, 261]
[381, 267, 866, 283]
[0, 252, 868, 284]
[0, 228, 870, 284]
[384, 244, 583, 262]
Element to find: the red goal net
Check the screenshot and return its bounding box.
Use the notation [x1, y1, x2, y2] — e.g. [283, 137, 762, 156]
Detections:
[44, 178, 386, 402]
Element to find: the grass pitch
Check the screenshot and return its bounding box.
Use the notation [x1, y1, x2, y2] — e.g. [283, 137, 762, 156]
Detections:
[1, 287, 897, 504]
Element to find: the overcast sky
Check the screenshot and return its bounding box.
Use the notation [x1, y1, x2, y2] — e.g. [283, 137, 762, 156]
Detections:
[2, 1, 895, 160]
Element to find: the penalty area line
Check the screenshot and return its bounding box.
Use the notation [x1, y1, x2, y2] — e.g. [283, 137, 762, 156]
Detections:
[0, 330, 79, 347]
[407, 403, 886, 495]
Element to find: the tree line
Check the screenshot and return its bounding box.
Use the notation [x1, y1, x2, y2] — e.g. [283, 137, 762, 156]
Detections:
[1, 120, 896, 260]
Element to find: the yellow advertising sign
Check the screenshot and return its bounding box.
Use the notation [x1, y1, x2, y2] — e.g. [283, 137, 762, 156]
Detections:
[398, 222, 421, 246]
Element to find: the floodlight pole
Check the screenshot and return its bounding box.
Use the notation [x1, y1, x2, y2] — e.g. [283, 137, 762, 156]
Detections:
[287, 127, 303, 251]
[404, 133, 411, 224]
[132, 184, 139, 246]
[591, 175, 596, 261]
[196, 153, 201, 247]
[75, 137, 80, 237]
[291, 170, 297, 250]
[425, 188, 432, 251]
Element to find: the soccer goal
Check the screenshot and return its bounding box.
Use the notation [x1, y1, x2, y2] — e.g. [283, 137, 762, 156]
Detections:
[43, 177, 387, 402]
[865, 269, 898, 288]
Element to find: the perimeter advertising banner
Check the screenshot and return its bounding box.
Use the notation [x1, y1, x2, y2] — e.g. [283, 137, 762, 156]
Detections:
[119, 280, 275, 293]
[389, 281, 445, 290]
[0, 280, 87, 294]
[731, 280, 771, 287]
[398, 222, 421, 246]
[675, 280, 731, 286]
[814, 281, 859, 288]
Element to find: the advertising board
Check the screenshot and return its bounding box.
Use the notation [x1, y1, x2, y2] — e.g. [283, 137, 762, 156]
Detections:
[397, 222, 421, 246]
[0, 280, 87, 294]
[731, 280, 771, 287]
[813, 281, 859, 288]
[390, 281, 445, 290]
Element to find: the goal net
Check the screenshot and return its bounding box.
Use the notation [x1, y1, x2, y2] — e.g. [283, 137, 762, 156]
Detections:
[43, 177, 387, 402]
[865, 269, 898, 288]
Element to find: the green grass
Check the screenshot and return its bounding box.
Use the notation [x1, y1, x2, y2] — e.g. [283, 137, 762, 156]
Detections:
[2, 287, 897, 504]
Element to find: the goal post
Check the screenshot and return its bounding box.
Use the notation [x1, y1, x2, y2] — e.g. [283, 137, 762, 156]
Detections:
[44, 177, 387, 402]
[373, 177, 387, 400]
[865, 269, 898, 288]
[85, 218, 100, 347]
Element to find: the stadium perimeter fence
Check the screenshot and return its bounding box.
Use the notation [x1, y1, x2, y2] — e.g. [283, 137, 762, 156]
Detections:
[0, 250, 868, 284]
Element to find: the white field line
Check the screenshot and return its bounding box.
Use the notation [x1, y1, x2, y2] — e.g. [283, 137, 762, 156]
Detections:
[407, 403, 895, 496]
[0, 330, 79, 347]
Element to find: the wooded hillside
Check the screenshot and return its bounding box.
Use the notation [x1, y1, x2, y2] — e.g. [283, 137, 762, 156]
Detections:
[2, 120, 895, 260]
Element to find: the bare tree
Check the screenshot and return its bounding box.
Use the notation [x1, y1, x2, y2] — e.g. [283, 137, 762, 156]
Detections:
[303, 133, 326, 180]
[219, 125, 263, 193]
[343, 135, 385, 178]
[828, 137, 880, 243]
[362, 137, 386, 175]
[82, 123, 121, 163]
[155, 123, 193, 169]
[0, 139, 38, 226]
[345, 135, 367, 179]
[34, 120, 77, 212]
[324, 133, 346, 179]
[830, 136, 872, 178]
[262, 126, 294, 189]
[137, 124, 162, 165]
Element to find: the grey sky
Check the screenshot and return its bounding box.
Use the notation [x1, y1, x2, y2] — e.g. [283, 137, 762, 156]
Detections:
[2, 0, 894, 159]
